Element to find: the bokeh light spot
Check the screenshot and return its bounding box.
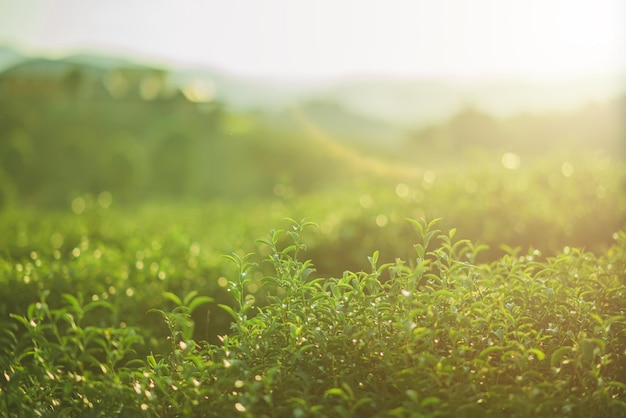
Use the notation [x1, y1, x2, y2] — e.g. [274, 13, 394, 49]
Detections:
[395, 183, 409, 198]
[97, 191, 113, 208]
[422, 171, 436, 188]
[182, 79, 215, 103]
[139, 76, 162, 100]
[71, 197, 86, 214]
[103, 70, 128, 99]
[501, 152, 520, 170]
[273, 184, 286, 197]
[51, 233, 64, 249]
[561, 162, 574, 178]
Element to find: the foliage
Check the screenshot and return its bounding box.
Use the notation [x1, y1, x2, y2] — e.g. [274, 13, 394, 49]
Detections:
[2, 219, 625, 417]
[2, 54, 624, 417]
[1, 59, 624, 209]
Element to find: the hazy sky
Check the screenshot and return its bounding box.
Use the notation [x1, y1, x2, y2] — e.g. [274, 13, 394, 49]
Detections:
[1, 0, 624, 81]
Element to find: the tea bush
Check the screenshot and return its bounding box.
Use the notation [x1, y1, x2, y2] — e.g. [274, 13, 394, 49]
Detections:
[2, 218, 625, 417]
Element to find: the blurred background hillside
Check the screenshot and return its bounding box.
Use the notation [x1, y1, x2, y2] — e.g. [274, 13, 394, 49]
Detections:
[0, 43, 624, 209]
[0, 1, 625, 264]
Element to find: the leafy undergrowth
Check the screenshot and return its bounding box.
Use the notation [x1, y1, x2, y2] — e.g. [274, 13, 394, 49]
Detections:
[1, 219, 625, 417]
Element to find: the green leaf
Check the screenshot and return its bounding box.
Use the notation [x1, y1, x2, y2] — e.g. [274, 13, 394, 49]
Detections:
[420, 397, 441, 407]
[283, 244, 297, 254]
[525, 348, 546, 361]
[341, 382, 354, 399]
[146, 354, 157, 368]
[262, 276, 282, 287]
[296, 344, 316, 359]
[428, 218, 442, 229]
[406, 218, 424, 237]
[218, 304, 239, 321]
[183, 290, 199, 306]
[301, 267, 314, 281]
[405, 390, 419, 403]
[352, 396, 374, 410]
[287, 230, 299, 243]
[579, 339, 595, 364]
[62, 293, 81, 311]
[368, 250, 379, 267]
[188, 296, 214, 313]
[147, 308, 166, 319]
[432, 289, 455, 299]
[424, 230, 438, 248]
[83, 300, 114, 313]
[324, 388, 348, 400]
[222, 254, 240, 265]
[479, 345, 507, 359]
[550, 346, 573, 368]
[9, 313, 31, 328]
[414, 244, 425, 260]
[162, 292, 183, 306]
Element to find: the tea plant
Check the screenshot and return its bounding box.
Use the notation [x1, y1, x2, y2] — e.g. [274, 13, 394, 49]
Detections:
[1, 218, 625, 417]
[138, 219, 625, 417]
[2, 290, 144, 416]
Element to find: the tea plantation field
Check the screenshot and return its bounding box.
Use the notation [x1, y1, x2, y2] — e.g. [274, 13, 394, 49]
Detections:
[1, 157, 625, 417]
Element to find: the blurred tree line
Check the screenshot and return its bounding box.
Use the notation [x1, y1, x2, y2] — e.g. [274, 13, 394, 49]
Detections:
[408, 99, 625, 162]
[0, 58, 623, 209]
[0, 60, 351, 209]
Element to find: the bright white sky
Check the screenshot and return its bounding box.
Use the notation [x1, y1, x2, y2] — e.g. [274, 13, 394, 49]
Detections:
[0, 0, 624, 81]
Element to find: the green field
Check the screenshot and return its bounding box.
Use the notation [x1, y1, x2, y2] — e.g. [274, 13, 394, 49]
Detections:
[1, 64, 626, 416]
[2, 155, 625, 417]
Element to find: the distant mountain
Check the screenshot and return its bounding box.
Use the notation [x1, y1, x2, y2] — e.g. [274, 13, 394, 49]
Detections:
[290, 99, 407, 146]
[0, 45, 26, 72]
[306, 74, 626, 127]
[3, 45, 624, 131]
[168, 67, 626, 128]
[1, 57, 104, 78]
[168, 67, 304, 110]
[60, 53, 155, 70]
[310, 79, 464, 127]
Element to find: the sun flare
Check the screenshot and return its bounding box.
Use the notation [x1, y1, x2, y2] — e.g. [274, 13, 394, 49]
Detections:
[1, 0, 623, 81]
